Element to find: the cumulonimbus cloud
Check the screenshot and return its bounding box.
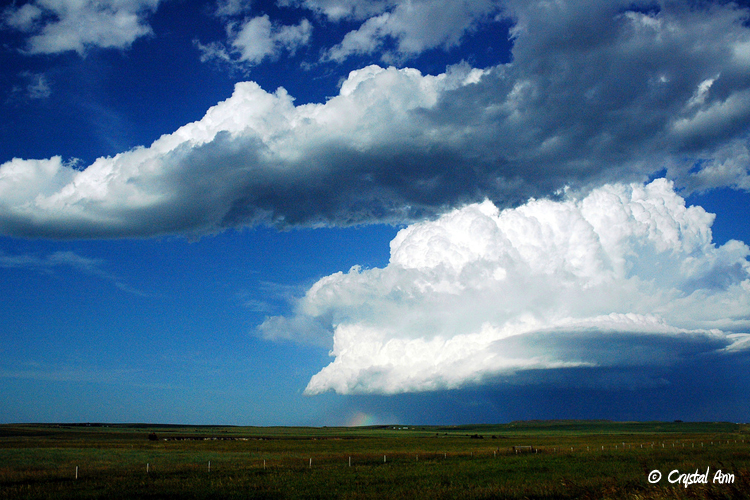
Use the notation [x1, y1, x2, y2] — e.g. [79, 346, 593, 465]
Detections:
[255, 179, 750, 394]
[2, 1, 750, 238]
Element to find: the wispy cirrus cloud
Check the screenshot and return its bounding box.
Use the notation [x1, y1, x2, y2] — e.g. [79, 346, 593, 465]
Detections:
[5, 72, 52, 106]
[0, 360, 142, 384]
[0, 249, 148, 296]
[0, 249, 103, 272]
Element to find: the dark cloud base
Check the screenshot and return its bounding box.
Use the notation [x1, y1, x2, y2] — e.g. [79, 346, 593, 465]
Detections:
[342, 350, 750, 424]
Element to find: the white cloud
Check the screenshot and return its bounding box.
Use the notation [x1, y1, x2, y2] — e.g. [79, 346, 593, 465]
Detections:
[0, 156, 76, 205]
[687, 77, 717, 108]
[260, 180, 750, 395]
[318, 0, 503, 62]
[229, 15, 312, 65]
[2, 1, 750, 237]
[680, 140, 750, 193]
[286, 0, 393, 22]
[0, 64, 484, 237]
[2, 0, 161, 55]
[215, 0, 253, 18]
[3, 2, 44, 31]
[197, 6, 312, 68]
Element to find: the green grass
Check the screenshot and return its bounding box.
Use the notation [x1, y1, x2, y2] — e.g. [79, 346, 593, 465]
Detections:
[1, 421, 748, 499]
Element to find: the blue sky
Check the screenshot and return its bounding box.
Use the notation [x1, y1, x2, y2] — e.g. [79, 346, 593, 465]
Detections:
[1, 0, 750, 426]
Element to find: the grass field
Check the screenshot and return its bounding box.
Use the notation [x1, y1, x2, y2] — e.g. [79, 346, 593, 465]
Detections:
[1, 421, 748, 499]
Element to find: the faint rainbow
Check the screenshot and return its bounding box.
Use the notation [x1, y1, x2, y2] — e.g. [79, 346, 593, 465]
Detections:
[347, 412, 378, 427]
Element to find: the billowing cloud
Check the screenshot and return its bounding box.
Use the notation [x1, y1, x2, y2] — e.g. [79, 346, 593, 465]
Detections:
[2, 1, 750, 237]
[257, 179, 750, 394]
[2, 0, 161, 55]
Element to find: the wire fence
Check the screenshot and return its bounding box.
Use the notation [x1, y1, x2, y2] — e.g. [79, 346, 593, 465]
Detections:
[41, 437, 747, 481]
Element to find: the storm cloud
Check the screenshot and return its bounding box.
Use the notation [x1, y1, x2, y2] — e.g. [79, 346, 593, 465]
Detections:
[1, 0, 750, 238]
[255, 180, 750, 394]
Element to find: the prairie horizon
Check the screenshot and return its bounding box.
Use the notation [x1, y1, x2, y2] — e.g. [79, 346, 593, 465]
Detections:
[2, 420, 748, 498]
[3, 0, 750, 433]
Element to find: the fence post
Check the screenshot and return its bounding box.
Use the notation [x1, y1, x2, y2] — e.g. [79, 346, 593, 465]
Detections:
[75, 466, 78, 480]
